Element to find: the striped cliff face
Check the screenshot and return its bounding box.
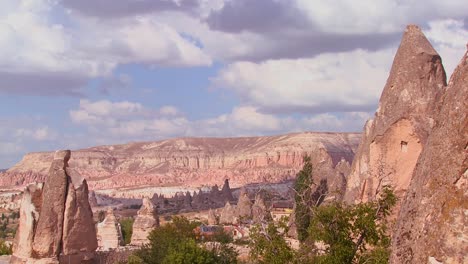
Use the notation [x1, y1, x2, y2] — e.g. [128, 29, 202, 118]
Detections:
[0, 132, 360, 194]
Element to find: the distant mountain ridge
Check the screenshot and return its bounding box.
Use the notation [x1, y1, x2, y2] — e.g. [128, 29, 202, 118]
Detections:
[0, 131, 361, 191]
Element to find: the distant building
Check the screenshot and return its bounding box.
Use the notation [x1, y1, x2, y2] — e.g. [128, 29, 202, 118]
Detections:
[270, 201, 294, 222]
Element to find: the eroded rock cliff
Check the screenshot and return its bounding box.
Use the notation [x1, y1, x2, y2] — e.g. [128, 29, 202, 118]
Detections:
[11, 150, 98, 264]
[390, 45, 468, 264]
[344, 25, 446, 203]
[0, 132, 360, 191]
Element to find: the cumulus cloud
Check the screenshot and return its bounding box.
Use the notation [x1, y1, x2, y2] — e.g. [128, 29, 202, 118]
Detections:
[0, 0, 211, 96]
[195, 0, 468, 61]
[212, 48, 394, 114]
[69, 99, 370, 143]
[425, 19, 468, 76]
[61, 0, 198, 17]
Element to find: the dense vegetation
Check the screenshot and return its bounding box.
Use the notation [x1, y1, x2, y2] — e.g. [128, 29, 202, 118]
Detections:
[125, 157, 396, 264]
[120, 218, 135, 245]
[127, 216, 238, 264]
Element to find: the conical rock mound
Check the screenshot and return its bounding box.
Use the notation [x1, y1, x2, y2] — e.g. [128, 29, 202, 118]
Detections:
[131, 198, 159, 246]
[390, 45, 468, 264]
[344, 25, 447, 203]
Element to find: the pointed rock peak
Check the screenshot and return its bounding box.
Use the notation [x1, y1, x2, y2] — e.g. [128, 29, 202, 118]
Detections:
[400, 24, 438, 56]
[141, 197, 155, 210]
[53, 150, 71, 167]
[222, 179, 230, 190]
[102, 208, 118, 225]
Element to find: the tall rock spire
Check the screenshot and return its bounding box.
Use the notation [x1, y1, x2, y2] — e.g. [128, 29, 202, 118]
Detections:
[390, 45, 468, 264]
[11, 150, 98, 263]
[344, 25, 447, 204]
[131, 198, 159, 246]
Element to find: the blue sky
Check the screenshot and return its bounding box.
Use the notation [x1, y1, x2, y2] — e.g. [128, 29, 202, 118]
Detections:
[0, 0, 467, 168]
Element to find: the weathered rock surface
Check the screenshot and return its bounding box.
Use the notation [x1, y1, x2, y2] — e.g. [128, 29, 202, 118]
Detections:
[220, 179, 234, 202]
[390, 46, 468, 264]
[32, 150, 70, 258]
[252, 193, 268, 223]
[236, 188, 252, 219]
[219, 202, 236, 225]
[11, 183, 43, 260]
[207, 209, 217, 225]
[131, 198, 159, 246]
[1, 132, 360, 191]
[96, 208, 123, 250]
[62, 168, 98, 256]
[344, 25, 446, 203]
[11, 150, 98, 264]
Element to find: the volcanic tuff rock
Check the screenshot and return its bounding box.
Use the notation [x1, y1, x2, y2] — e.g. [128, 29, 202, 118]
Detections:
[11, 150, 98, 264]
[96, 208, 123, 250]
[236, 188, 252, 219]
[344, 25, 446, 204]
[131, 198, 159, 246]
[207, 209, 217, 225]
[390, 46, 468, 264]
[252, 193, 268, 223]
[219, 202, 236, 225]
[0, 132, 360, 191]
[32, 150, 70, 258]
[12, 183, 43, 260]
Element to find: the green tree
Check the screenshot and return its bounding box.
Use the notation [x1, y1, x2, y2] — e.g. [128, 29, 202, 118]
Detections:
[119, 218, 134, 245]
[293, 156, 314, 242]
[133, 216, 237, 264]
[249, 219, 294, 264]
[0, 240, 12, 255]
[307, 186, 397, 264]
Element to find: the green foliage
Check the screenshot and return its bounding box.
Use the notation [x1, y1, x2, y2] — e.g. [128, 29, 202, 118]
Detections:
[249, 219, 294, 264]
[293, 156, 314, 242]
[211, 229, 233, 244]
[163, 239, 218, 264]
[307, 186, 397, 264]
[119, 218, 134, 245]
[0, 240, 12, 255]
[133, 216, 237, 264]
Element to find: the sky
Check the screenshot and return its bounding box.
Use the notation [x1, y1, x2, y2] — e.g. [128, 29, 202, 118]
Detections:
[0, 0, 467, 168]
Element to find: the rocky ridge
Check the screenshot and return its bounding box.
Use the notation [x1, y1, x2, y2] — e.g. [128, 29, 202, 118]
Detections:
[0, 132, 360, 191]
[11, 150, 98, 264]
[344, 25, 446, 203]
[390, 45, 468, 264]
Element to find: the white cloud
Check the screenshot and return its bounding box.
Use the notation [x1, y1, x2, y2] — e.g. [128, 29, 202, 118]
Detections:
[70, 100, 370, 142]
[213, 48, 395, 113]
[0, 0, 211, 95]
[426, 19, 468, 76]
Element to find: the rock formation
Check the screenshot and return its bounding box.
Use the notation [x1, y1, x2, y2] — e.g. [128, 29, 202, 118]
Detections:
[0, 132, 360, 191]
[219, 202, 236, 225]
[32, 150, 70, 258]
[390, 46, 468, 263]
[344, 25, 446, 204]
[88, 191, 98, 207]
[220, 179, 234, 202]
[252, 193, 268, 223]
[236, 188, 252, 220]
[96, 208, 123, 250]
[131, 198, 159, 246]
[11, 183, 43, 261]
[207, 209, 217, 225]
[11, 150, 98, 264]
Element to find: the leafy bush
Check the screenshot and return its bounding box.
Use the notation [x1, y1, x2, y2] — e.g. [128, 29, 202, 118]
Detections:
[131, 216, 237, 264]
[249, 219, 294, 264]
[119, 218, 134, 245]
[0, 240, 12, 255]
